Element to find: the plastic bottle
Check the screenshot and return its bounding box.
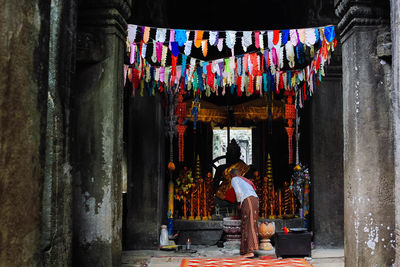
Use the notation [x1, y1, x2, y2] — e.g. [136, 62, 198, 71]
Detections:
[160, 225, 169, 246]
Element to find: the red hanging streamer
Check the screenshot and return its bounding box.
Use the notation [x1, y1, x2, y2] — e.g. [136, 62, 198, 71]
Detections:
[251, 53, 259, 74]
[285, 93, 296, 164]
[279, 74, 284, 90]
[177, 125, 187, 162]
[273, 30, 280, 45]
[133, 68, 140, 95]
[175, 90, 187, 162]
[248, 75, 254, 95]
[285, 127, 294, 164]
[171, 55, 178, 76]
[207, 64, 214, 88]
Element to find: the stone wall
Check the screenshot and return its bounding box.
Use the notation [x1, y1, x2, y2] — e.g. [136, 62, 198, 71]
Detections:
[0, 1, 77, 266]
[42, 0, 76, 265]
[125, 0, 169, 250]
[126, 95, 166, 249]
[1, 1, 52, 266]
[310, 44, 343, 248]
[71, 1, 131, 265]
[300, 0, 345, 248]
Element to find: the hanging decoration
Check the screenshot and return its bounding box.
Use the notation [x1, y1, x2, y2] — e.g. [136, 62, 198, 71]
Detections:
[125, 24, 336, 111]
[175, 88, 187, 162]
[184, 95, 201, 130]
[209, 31, 218, 46]
[295, 109, 301, 165]
[285, 90, 296, 164]
[165, 92, 177, 165]
[175, 29, 187, 46]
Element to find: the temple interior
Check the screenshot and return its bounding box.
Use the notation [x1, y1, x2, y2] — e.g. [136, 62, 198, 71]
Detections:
[123, 0, 342, 252]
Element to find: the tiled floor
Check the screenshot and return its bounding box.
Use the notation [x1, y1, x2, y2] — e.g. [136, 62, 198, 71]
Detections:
[122, 246, 344, 267]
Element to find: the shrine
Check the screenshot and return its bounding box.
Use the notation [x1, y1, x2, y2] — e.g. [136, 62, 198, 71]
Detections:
[124, 22, 336, 250]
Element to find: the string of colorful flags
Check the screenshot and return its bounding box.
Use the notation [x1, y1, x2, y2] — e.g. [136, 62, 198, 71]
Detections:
[125, 24, 336, 165]
[125, 24, 336, 110]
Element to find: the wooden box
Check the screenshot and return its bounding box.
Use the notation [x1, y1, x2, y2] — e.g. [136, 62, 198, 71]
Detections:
[274, 231, 312, 257]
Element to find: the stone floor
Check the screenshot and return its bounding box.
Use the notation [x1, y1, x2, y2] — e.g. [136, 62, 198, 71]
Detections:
[122, 246, 344, 267]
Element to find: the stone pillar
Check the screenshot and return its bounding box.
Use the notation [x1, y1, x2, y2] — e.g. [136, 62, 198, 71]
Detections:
[71, 1, 131, 266]
[0, 1, 50, 266]
[304, 0, 345, 248]
[335, 0, 395, 265]
[126, 95, 166, 249]
[390, 1, 400, 264]
[124, 0, 169, 250]
[42, 0, 76, 265]
[311, 47, 344, 248]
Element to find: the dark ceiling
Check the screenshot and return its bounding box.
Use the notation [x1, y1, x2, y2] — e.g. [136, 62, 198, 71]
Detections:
[127, 0, 336, 106]
[166, 0, 309, 31]
[129, 0, 321, 30]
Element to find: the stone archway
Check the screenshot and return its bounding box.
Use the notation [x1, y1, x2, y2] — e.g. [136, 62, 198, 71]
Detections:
[124, 0, 346, 252]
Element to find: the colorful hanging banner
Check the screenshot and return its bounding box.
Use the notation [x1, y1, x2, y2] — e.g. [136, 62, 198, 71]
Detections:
[125, 24, 337, 110]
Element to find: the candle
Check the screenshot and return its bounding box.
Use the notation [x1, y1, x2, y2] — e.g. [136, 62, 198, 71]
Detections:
[186, 238, 191, 250]
[168, 180, 174, 218]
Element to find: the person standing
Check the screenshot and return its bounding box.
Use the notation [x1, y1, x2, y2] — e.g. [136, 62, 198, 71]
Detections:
[230, 168, 259, 258]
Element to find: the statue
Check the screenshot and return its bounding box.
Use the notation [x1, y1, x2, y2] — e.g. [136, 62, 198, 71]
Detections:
[291, 164, 308, 218]
[213, 139, 252, 216]
[214, 139, 252, 200]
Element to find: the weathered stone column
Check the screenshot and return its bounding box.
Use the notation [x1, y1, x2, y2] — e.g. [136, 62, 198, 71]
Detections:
[126, 95, 166, 249]
[41, 0, 76, 265]
[335, 0, 395, 265]
[124, 0, 169, 250]
[304, 0, 345, 248]
[390, 1, 400, 264]
[71, 1, 131, 266]
[311, 47, 344, 248]
[0, 1, 50, 266]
